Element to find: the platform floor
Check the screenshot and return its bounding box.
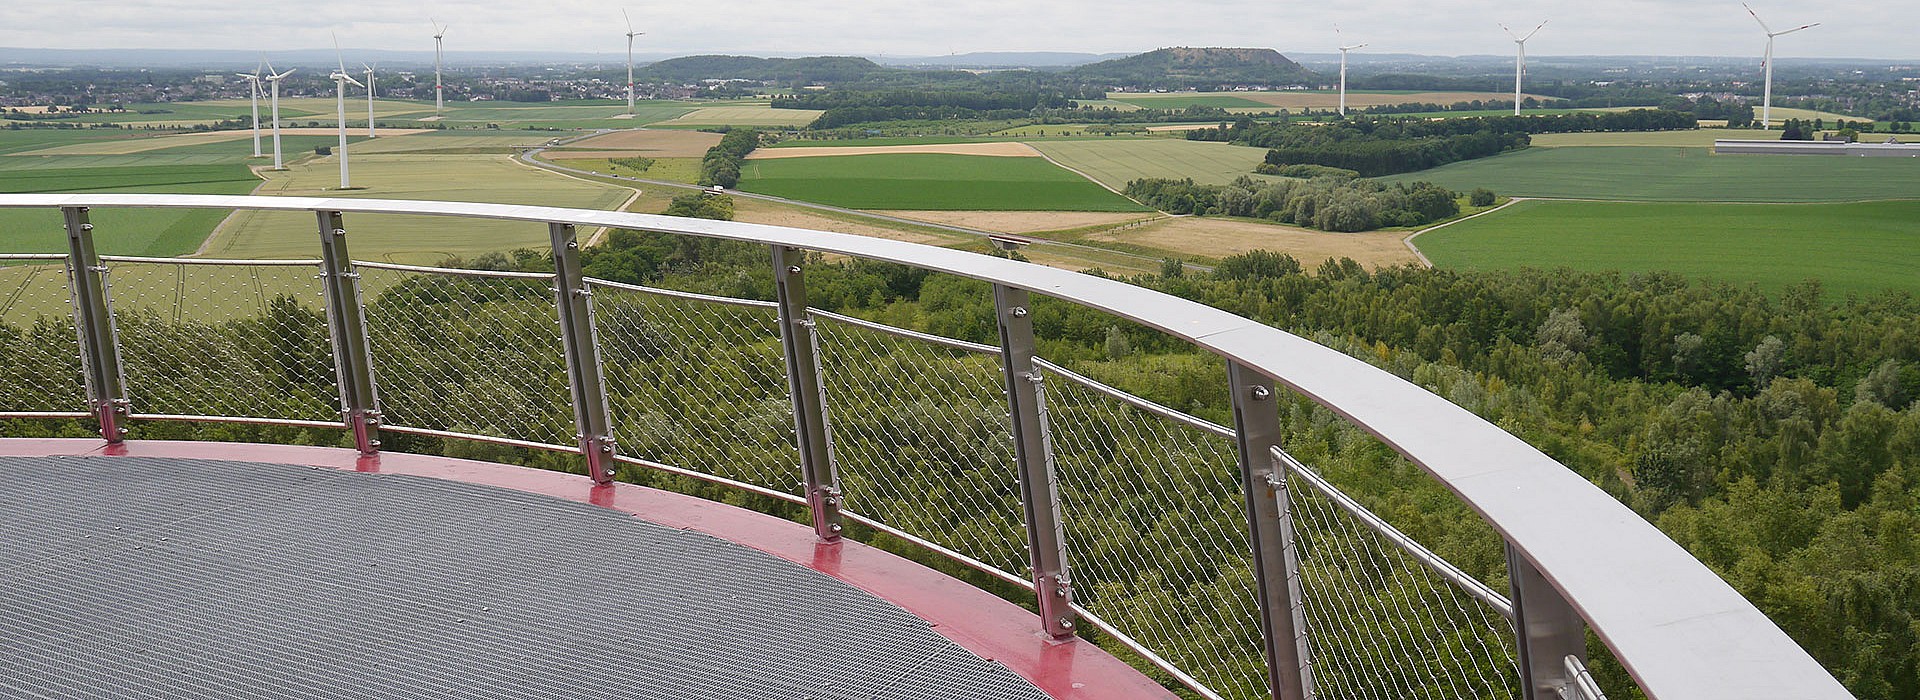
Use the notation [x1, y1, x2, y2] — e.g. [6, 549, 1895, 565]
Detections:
[0, 455, 1054, 700]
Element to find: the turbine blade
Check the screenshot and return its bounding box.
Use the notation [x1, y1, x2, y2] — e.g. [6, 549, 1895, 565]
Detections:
[1522, 20, 1549, 42]
[623, 8, 633, 34]
[1744, 3, 1774, 33]
[1777, 22, 1820, 36]
[1499, 22, 1520, 41]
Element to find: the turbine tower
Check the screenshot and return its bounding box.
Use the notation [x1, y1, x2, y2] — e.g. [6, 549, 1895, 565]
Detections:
[1743, 3, 1819, 130]
[331, 36, 365, 189]
[1335, 27, 1367, 117]
[623, 9, 644, 115]
[1499, 20, 1548, 116]
[264, 62, 296, 170]
[363, 63, 378, 138]
[432, 19, 448, 117]
[236, 63, 264, 157]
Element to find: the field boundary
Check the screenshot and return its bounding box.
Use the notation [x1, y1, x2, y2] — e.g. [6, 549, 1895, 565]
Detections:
[1402, 198, 1528, 268]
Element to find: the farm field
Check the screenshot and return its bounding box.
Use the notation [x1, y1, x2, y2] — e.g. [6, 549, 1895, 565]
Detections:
[1528, 129, 1779, 147]
[737, 153, 1151, 212]
[205, 153, 632, 263]
[1417, 199, 1920, 297]
[544, 156, 703, 184]
[1030, 139, 1279, 189]
[653, 104, 822, 127]
[747, 142, 1041, 159]
[1383, 146, 1920, 202]
[350, 130, 556, 154]
[0, 161, 263, 257]
[1106, 90, 1545, 111]
[1080, 216, 1419, 269]
[869, 210, 1159, 234]
[559, 129, 723, 157]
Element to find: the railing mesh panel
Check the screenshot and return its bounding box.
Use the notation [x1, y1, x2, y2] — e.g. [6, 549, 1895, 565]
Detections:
[590, 281, 794, 494]
[358, 266, 572, 448]
[103, 260, 337, 422]
[813, 315, 1027, 579]
[0, 259, 84, 413]
[1042, 370, 1266, 700]
[1287, 469, 1520, 700]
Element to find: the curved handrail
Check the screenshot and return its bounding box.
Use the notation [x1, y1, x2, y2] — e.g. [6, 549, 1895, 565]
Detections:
[0, 193, 1849, 699]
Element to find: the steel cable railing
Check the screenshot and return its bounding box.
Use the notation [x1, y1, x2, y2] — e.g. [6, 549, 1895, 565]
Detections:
[0, 195, 1854, 700]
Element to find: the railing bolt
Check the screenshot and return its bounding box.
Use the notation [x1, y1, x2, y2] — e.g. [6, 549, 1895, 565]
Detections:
[828, 523, 843, 533]
[79, 223, 93, 231]
[1010, 306, 1029, 318]
[1251, 385, 1273, 401]
[333, 228, 346, 236]
[788, 265, 802, 274]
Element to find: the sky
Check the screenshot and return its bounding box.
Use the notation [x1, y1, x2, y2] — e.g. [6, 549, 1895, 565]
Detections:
[1, 0, 1914, 61]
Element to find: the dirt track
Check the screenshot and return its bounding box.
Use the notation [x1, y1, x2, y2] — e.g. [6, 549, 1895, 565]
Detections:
[872, 210, 1157, 234]
[1090, 217, 1419, 269]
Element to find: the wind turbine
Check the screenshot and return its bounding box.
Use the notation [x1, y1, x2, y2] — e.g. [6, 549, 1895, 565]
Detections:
[363, 63, 378, 138]
[263, 61, 296, 170]
[1335, 27, 1367, 117]
[1499, 20, 1548, 116]
[1743, 3, 1819, 130]
[236, 62, 264, 157]
[622, 9, 644, 115]
[331, 35, 365, 189]
[431, 19, 448, 117]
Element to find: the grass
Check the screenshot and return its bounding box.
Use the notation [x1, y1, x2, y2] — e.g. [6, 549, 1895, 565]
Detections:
[0, 160, 263, 257]
[0, 129, 149, 155]
[737, 153, 1151, 212]
[1382, 146, 1920, 202]
[545, 156, 703, 184]
[1417, 199, 1920, 297]
[1107, 95, 1274, 109]
[206, 153, 632, 264]
[1529, 129, 1779, 147]
[1030, 139, 1280, 190]
[351, 131, 556, 154]
[654, 104, 822, 127]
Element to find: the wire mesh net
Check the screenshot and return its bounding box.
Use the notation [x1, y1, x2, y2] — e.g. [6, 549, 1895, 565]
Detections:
[102, 260, 337, 422]
[1041, 368, 1268, 699]
[358, 266, 572, 448]
[812, 313, 1028, 579]
[1285, 467, 1520, 700]
[0, 259, 84, 413]
[590, 280, 794, 495]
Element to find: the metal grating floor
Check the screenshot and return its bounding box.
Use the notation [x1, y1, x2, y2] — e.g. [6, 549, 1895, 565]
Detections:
[0, 456, 1055, 700]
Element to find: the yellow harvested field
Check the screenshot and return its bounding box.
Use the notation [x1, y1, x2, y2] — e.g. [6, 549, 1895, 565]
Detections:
[17, 128, 431, 155]
[1089, 217, 1419, 269]
[558, 129, 723, 158]
[654, 105, 823, 127]
[747, 142, 1043, 159]
[872, 210, 1159, 234]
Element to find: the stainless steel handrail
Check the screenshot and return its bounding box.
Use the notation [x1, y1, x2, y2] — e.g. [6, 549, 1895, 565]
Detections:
[0, 193, 1852, 700]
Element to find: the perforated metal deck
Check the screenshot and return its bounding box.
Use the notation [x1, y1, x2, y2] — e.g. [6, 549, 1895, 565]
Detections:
[0, 455, 1055, 700]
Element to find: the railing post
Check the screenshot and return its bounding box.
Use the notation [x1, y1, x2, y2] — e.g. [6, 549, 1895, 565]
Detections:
[1508, 542, 1588, 700]
[993, 284, 1077, 639]
[551, 222, 616, 483]
[1229, 361, 1314, 700]
[772, 245, 843, 541]
[62, 206, 129, 443]
[316, 211, 382, 454]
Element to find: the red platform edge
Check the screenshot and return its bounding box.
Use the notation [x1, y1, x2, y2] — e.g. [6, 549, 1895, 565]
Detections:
[0, 438, 1179, 700]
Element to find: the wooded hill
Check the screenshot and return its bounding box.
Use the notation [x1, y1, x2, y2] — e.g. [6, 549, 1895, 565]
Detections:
[640, 55, 888, 83]
[1068, 47, 1322, 90]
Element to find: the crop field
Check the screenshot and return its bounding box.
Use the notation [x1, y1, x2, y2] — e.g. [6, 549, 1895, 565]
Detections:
[0, 129, 157, 155]
[738, 153, 1152, 212]
[1105, 95, 1273, 109]
[350, 131, 557, 154]
[1106, 91, 1545, 111]
[1417, 199, 1920, 297]
[1083, 216, 1420, 269]
[653, 105, 823, 127]
[1528, 129, 1780, 147]
[545, 156, 703, 184]
[1031, 139, 1279, 189]
[561, 129, 724, 157]
[205, 153, 631, 263]
[0, 159, 263, 257]
[1383, 146, 1920, 202]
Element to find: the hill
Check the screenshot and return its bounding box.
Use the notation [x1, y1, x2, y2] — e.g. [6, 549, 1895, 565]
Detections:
[1068, 47, 1321, 90]
[640, 55, 887, 84]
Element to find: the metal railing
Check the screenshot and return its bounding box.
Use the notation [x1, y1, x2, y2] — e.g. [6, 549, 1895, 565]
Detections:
[0, 194, 1853, 700]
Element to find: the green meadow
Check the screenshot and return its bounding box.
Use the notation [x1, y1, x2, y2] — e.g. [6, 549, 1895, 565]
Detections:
[1384, 146, 1920, 202]
[1418, 199, 1920, 297]
[738, 153, 1152, 211]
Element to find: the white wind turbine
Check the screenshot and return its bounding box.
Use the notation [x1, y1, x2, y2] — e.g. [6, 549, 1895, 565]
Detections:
[330, 35, 365, 189]
[1499, 20, 1548, 116]
[236, 62, 264, 157]
[432, 19, 448, 117]
[1335, 27, 1367, 117]
[263, 61, 296, 170]
[1743, 3, 1819, 130]
[622, 9, 644, 115]
[363, 62, 378, 138]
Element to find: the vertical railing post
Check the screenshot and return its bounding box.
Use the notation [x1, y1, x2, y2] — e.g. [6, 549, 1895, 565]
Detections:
[316, 210, 382, 454]
[772, 245, 843, 541]
[1229, 361, 1314, 700]
[1508, 542, 1588, 700]
[993, 284, 1077, 639]
[62, 206, 129, 443]
[551, 222, 616, 483]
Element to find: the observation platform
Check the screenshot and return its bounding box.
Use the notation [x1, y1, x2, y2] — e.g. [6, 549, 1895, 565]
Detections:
[0, 439, 1174, 700]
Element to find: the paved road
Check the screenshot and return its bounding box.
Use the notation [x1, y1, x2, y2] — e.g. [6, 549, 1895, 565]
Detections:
[517, 131, 1201, 273]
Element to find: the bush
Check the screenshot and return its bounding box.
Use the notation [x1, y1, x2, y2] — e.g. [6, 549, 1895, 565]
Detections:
[1123, 176, 1457, 233]
[1470, 188, 1497, 207]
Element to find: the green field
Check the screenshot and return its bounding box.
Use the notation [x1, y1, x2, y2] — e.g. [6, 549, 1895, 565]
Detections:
[1107, 95, 1273, 109]
[547, 156, 703, 184]
[206, 153, 632, 263]
[738, 153, 1151, 212]
[1418, 199, 1920, 297]
[1030, 139, 1279, 189]
[0, 163, 262, 256]
[1384, 146, 1920, 202]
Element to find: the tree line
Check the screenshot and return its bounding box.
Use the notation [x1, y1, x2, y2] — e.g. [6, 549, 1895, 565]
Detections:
[697, 128, 759, 188]
[1123, 176, 1463, 232]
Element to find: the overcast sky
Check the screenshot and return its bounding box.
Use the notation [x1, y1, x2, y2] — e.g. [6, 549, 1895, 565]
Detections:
[2, 0, 1914, 61]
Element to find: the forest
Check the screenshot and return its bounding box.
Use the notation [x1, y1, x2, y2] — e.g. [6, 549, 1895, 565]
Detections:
[1, 226, 1914, 700]
[1187, 110, 1697, 176]
[1123, 176, 1462, 232]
